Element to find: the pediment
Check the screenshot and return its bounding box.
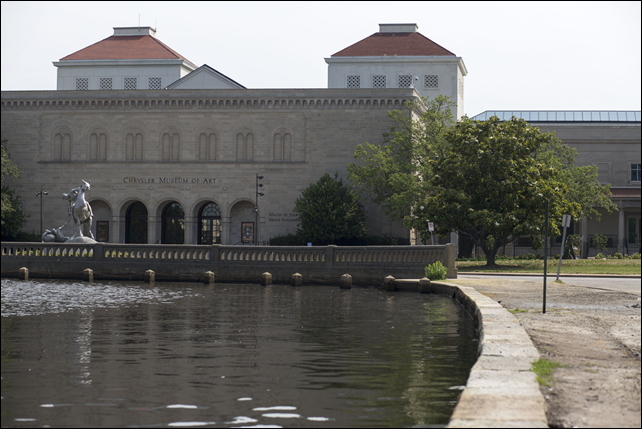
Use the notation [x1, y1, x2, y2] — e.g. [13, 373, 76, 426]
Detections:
[166, 64, 246, 90]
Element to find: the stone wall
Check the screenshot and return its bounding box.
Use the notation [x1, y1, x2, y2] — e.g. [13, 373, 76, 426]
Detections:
[1, 89, 417, 244]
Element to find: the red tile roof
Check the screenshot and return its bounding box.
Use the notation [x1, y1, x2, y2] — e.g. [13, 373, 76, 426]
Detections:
[332, 32, 456, 57]
[60, 35, 195, 65]
[610, 187, 641, 198]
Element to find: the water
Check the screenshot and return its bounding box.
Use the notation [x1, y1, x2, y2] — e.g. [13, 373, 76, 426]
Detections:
[1, 279, 477, 428]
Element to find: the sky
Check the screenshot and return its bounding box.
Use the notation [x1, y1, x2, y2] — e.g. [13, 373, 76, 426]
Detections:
[1, 1, 640, 117]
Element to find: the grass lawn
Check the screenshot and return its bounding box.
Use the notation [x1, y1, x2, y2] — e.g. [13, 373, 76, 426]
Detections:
[456, 258, 641, 275]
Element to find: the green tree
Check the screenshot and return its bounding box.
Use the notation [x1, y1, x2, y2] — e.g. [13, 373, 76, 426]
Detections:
[409, 116, 583, 266]
[1, 140, 26, 239]
[294, 173, 367, 245]
[347, 95, 456, 223]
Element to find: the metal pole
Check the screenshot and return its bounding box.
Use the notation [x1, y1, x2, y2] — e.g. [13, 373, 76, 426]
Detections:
[255, 174, 258, 245]
[40, 188, 43, 237]
[556, 227, 568, 281]
[543, 200, 548, 314]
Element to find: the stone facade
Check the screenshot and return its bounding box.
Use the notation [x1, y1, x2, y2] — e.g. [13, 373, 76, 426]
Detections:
[1, 88, 416, 245]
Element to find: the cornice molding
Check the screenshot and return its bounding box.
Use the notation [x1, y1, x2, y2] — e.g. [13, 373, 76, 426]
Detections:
[1, 89, 419, 111]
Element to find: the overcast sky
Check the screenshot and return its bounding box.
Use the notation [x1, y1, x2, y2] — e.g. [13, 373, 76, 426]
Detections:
[1, 1, 640, 117]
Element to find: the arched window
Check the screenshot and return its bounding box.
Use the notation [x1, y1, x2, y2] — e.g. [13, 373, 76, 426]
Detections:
[236, 131, 254, 161]
[273, 130, 292, 161]
[125, 132, 143, 161]
[162, 131, 180, 161]
[162, 202, 184, 244]
[89, 131, 107, 161]
[125, 202, 148, 244]
[198, 202, 222, 244]
[198, 132, 217, 160]
[53, 130, 72, 161]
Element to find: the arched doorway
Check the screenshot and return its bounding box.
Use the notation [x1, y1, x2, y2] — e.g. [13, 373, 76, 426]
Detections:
[125, 202, 148, 244]
[198, 202, 222, 245]
[162, 202, 184, 244]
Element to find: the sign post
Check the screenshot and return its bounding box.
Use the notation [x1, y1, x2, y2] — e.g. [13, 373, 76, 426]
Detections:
[556, 214, 571, 281]
[428, 221, 434, 245]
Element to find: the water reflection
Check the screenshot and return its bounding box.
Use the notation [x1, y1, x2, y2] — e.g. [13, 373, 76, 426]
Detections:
[1, 279, 477, 428]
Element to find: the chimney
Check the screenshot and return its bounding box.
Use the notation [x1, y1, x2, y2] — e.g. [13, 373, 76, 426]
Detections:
[113, 27, 157, 37]
[379, 23, 418, 33]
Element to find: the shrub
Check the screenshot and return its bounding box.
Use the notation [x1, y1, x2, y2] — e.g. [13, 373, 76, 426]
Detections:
[592, 234, 608, 253]
[632, 253, 641, 259]
[595, 252, 605, 259]
[614, 252, 624, 259]
[527, 253, 536, 260]
[425, 261, 447, 280]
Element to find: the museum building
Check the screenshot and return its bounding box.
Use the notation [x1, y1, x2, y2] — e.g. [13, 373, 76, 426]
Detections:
[1, 23, 640, 255]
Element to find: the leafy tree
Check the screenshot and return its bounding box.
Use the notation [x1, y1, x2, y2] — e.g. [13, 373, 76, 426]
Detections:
[347, 95, 456, 223]
[408, 116, 583, 266]
[1, 140, 26, 239]
[293, 173, 367, 245]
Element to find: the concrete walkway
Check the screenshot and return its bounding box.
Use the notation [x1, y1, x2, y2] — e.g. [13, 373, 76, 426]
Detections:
[459, 273, 641, 295]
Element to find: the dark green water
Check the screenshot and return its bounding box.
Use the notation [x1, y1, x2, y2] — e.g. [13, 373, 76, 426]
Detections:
[1, 279, 477, 428]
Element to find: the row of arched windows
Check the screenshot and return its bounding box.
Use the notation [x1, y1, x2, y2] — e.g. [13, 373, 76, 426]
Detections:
[51, 128, 294, 161]
[125, 201, 222, 245]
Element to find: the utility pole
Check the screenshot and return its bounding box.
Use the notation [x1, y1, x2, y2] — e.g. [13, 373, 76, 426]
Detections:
[35, 186, 49, 237]
[255, 174, 264, 245]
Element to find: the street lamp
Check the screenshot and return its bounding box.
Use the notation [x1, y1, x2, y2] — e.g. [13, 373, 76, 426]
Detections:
[35, 186, 49, 237]
[255, 174, 264, 245]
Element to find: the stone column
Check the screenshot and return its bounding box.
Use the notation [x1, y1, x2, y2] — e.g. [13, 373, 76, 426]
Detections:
[184, 215, 195, 244]
[221, 216, 231, 245]
[148, 215, 158, 244]
[111, 215, 121, 243]
[618, 206, 625, 254]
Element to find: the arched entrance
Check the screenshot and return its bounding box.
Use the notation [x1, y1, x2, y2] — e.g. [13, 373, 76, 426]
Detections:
[198, 202, 222, 245]
[162, 202, 184, 244]
[125, 202, 148, 244]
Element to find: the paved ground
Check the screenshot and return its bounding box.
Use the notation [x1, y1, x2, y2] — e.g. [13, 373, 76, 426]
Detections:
[459, 273, 641, 295]
[448, 275, 641, 428]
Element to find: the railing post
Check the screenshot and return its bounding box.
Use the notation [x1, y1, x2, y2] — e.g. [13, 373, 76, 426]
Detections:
[210, 244, 221, 266]
[94, 243, 103, 261]
[326, 245, 336, 269]
[445, 243, 458, 279]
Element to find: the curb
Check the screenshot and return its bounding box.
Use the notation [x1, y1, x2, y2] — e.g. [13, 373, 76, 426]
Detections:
[397, 279, 548, 428]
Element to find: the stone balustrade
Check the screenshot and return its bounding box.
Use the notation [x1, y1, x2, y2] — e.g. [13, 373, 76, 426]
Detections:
[1, 242, 457, 284]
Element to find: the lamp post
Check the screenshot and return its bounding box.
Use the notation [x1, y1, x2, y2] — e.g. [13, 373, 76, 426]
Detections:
[255, 174, 264, 245]
[35, 186, 49, 237]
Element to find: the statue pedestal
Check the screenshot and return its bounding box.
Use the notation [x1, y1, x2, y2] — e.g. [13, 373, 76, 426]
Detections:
[66, 236, 97, 244]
